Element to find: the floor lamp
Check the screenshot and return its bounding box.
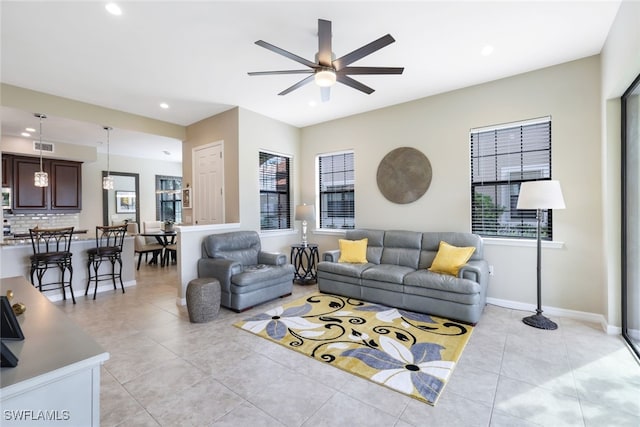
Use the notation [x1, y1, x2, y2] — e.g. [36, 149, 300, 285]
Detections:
[516, 180, 566, 330]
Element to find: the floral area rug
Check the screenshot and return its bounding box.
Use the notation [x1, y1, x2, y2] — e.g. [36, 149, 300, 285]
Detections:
[234, 293, 474, 406]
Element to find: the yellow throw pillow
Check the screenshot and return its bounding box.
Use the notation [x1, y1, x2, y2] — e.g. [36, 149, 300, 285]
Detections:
[338, 238, 368, 263]
[428, 241, 476, 276]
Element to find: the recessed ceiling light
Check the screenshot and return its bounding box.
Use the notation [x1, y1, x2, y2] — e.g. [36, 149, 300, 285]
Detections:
[105, 3, 122, 16]
[308, 100, 317, 107]
[481, 44, 494, 56]
[25, 127, 36, 132]
[21, 132, 31, 137]
[160, 102, 169, 109]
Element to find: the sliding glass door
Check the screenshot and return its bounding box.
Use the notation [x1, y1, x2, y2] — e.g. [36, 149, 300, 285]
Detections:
[622, 72, 640, 359]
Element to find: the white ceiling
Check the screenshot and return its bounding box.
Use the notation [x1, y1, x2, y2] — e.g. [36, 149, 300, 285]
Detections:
[0, 1, 622, 162]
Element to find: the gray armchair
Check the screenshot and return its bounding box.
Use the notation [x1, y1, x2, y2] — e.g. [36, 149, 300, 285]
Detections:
[197, 231, 294, 312]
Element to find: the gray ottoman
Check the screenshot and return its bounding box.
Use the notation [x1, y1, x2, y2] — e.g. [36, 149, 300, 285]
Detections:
[186, 278, 221, 323]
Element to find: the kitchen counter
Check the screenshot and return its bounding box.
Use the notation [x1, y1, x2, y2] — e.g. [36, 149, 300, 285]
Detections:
[0, 236, 136, 301]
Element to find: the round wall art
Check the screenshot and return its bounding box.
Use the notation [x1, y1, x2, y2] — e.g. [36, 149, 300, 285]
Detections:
[376, 147, 432, 204]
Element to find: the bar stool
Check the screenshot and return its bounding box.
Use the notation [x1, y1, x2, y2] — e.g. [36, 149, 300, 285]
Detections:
[85, 225, 127, 300]
[29, 226, 75, 303]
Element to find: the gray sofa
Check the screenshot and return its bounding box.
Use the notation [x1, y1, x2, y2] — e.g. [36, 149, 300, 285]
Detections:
[317, 229, 489, 324]
[197, 231, 294, 312]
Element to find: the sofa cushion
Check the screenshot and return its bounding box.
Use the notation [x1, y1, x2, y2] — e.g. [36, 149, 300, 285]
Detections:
[338, 238, 368, 263]
[380, 230, 422, 269]
[403, 270, 480, 294]
[231, 264, 294, 288]
[317, 261, 373, 279]
[428, 241, 476, 276]
[362, 264, 415, 284]
[345, 229, 384, 264]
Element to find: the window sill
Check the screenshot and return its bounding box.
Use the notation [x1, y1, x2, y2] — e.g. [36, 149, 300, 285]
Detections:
[259, 229, 297, 238]
[482, 237, 564, 249]
[313, 229, 349, 236]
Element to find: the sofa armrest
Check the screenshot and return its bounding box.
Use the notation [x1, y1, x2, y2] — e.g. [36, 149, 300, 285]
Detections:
[458, 264, 481, 282]
[258, 251, 287, 266]
[197, 258, 242, 293]
[458, 260, 489, 283]
[323, 250, 340, 262]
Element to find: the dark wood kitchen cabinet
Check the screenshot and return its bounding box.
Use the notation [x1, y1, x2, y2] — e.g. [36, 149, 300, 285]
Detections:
[51, 160, 82, 211]
[8, 155, 82, 213]
[2, 156, 11, 187]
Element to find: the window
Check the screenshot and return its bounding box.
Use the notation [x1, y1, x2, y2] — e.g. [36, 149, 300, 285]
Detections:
[155, 175, 182, 223]
[259, 151, 291, 230]
[318, 151, 354, 229]
[470, 117, 552, 239]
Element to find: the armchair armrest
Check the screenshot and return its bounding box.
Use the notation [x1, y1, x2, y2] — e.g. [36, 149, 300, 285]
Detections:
[258, 251, 287, 266]
[323, 250, 340, 262]
[197, 258, 242, 293]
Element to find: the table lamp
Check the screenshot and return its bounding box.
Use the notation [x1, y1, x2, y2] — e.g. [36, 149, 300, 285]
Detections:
[516, 180, 566, 330]
[295, 204, 315, 246]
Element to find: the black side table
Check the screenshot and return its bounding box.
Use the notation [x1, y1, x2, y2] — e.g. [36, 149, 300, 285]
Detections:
[290, 243, 319, 284]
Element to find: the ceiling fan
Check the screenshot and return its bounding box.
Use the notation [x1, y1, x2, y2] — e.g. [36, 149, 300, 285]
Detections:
[248, 19, 404, 102]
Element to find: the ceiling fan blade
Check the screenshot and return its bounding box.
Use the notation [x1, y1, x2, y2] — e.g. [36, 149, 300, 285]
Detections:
[320, 87, 331, 103]
[255, 40, 318, 69]
[248, 70, 314, 76]
[337, 75, 375, 94]
[332, 34, 396, 71]
[339, 66, 404, 75]
[278, 74, 315, 96]
[317, 19, 332, 67]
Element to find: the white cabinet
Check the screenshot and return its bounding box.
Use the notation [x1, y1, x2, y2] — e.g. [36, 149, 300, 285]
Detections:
[0, 276, 109, 426]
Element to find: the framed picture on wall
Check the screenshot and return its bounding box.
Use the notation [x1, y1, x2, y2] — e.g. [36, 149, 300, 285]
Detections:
[115, 191, 136, 213]
[182, 188, 191, 209]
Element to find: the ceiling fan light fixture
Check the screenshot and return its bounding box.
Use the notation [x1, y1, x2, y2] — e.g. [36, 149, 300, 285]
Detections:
[315, 68, 336, 87]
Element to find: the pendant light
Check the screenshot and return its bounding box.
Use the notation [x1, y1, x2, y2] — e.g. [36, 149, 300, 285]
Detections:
[102, 126, 114, 190]
[33, 113, 48, 187]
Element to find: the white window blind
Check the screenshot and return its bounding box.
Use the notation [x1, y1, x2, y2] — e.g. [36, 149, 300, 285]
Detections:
[470, 117, 553, 239]
[259, 151, 291, 230]
[318, 151, 355, 229]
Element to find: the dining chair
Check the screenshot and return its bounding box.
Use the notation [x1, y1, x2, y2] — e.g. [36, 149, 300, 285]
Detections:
[131, 222, 164, 270]
[28, 226, 76, 303]
[85, 225, 128, 300]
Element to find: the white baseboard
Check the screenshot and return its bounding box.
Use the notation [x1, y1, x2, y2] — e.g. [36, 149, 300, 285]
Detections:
[486, 297, 621, 335]
[176, 297, 186, 306]
[45, 279, 137, 302]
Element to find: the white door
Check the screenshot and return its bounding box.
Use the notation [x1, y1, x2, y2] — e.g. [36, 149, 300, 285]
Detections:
[193, 142, 224, 224]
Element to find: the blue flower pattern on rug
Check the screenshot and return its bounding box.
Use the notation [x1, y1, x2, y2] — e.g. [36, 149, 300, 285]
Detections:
[342, 336, 453, 402]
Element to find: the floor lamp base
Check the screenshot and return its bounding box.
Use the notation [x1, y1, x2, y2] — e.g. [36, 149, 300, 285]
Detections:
[522, 313, 558, 330]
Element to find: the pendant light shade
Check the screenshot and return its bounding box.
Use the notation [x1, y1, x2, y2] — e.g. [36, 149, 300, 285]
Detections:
[103, 126, 114, 190]
[34, 113, 49, 187]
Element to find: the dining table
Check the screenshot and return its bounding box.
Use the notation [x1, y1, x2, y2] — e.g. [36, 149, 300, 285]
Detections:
[138, 230, 177, 266]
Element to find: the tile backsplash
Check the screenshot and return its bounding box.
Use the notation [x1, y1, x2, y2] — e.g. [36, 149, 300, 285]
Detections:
[3, 213, 80, 235]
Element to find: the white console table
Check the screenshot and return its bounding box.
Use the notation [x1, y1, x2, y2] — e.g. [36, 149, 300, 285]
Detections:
[0, 276, 109, 426]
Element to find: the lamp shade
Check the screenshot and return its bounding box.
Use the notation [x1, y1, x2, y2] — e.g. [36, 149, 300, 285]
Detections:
[516, 180, 566, 210]
[295, 204, 315, 222]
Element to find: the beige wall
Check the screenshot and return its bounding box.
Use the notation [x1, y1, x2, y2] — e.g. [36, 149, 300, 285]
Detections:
[237, 107, 301, 253]
[184, 107, 240, 223]
[80, 152, 182, 232]
[301, 56, 603, 316]
[600, 1, 640, 327]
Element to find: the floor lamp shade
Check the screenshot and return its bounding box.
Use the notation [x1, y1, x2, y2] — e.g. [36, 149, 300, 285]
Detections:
[516, 180, 566, 210]
[295, 204, 315, 246]
[516, 180, 565, 330]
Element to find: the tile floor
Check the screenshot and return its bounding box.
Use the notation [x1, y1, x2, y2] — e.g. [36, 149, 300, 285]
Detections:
[54, 264, 640, 427]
